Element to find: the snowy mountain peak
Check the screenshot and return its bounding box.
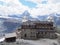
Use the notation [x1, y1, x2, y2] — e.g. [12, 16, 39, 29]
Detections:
[22, 10, 30, 16]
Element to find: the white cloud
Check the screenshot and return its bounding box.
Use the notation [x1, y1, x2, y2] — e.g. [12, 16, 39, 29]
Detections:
[0, 0, 60, 18]
[0, 0, 30, 17]
[27, 0, 60, 18]
[48, 0, 60, 4]
[26, 0, 60, 4]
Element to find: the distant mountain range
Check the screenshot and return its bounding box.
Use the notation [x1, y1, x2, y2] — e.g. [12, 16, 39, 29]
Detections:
[0, 18, 21, 33]
[0, 11, 60, 33]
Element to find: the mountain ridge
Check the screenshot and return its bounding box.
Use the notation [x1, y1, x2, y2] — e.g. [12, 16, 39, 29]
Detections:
[0, 11, 60, 33]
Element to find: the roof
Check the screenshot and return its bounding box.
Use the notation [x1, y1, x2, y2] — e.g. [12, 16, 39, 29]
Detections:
[55, 33, 60, 36]
[22, 20, 35, 25]
[5, 32, 16, 38]
[22, 20, 53, 25]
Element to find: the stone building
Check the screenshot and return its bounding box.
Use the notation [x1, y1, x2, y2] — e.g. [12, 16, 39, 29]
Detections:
[16, 20, 57, 40]
[5, 33, 16, 42]
[16, 13, 57, 40]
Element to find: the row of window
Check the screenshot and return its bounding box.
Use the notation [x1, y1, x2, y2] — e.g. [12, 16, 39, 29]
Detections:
[21, 26, 54, 29]
[22, 25, 53, 28]
[24, 32, 52, 38]
[37, 32, 51, 34]
[22, 24, 53, 27]
[35, 24, 53, 26]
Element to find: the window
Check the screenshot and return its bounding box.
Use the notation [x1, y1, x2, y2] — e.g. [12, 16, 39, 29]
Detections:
[50, 28, 53, 30]
[24, 34, 27, 37]
[18, 29, 20, 31]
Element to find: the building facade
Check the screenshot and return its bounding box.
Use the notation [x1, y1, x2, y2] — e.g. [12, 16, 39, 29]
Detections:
[16, 20, 57, 40]
[5, 33, 16, 42]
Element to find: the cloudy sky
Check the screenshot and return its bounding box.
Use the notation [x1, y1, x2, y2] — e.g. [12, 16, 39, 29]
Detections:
[0, 0, 60, 18]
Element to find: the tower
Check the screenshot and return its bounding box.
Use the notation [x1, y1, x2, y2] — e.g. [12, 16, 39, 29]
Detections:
[47, 16, 54, 22]
[47, 15, 57, 28]
[22, 15, 28, 22]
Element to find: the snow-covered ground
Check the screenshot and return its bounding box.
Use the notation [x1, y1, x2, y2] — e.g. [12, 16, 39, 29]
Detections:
[0, 39, 60, 45]
[16, 39, 60, 45]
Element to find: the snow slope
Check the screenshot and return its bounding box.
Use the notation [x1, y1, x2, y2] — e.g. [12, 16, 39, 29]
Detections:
[16, 39, 60, 45]
[0, 39, 59, 45]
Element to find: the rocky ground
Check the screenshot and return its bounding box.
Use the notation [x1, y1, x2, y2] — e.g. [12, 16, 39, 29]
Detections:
[0, 39, 60, 45]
